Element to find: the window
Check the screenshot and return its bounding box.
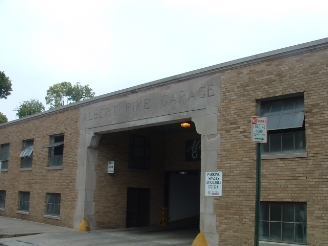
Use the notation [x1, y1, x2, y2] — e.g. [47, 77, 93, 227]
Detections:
[18, 192, 30, 212]
[260, 202, 307, 243]
[0, 144, 10, 170]
[260, 95, 306, 154]
[0, 190, 6, 209]
[44, 134, 64, 167]
[128, 134, 151, 170]
[20, 139, 34, 168]
[46, 193, 61, 216]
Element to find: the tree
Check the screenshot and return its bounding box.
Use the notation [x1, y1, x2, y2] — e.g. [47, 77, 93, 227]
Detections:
[14, 99, 45, 118]
[0, 112, 8, 123]
[45, 82, 95, 108]
[0, 71, 13, 99]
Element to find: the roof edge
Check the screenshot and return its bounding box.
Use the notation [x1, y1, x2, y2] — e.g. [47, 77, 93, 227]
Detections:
[1, 37, 328, 128]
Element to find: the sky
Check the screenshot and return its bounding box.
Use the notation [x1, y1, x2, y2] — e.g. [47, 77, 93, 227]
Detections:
[0, 0, 327, 121]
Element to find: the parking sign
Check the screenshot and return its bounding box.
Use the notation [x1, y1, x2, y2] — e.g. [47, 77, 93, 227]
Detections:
[251, 116, 267, 143]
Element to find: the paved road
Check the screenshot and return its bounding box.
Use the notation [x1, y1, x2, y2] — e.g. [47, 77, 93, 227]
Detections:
[0, 217, 198, 246]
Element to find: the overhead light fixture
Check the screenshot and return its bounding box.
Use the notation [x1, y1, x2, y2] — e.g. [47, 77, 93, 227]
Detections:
[180, 122, 191, 128]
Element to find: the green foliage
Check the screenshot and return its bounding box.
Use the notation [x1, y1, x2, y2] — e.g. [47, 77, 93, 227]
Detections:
[0, 112, 8, 123]
[14, 99, 45, 118]
[45, 82, 95, 108]
[0, 71, 13, 99]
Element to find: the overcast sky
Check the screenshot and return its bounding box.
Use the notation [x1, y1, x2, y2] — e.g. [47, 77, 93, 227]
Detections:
[0, 0, 327, 121]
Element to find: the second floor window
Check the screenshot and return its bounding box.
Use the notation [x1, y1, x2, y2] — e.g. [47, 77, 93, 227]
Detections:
[20, 140, 34, 168]
[0, 144, 10, 170]
[259, 95, 306, 154]
[46, 134, 64, 167]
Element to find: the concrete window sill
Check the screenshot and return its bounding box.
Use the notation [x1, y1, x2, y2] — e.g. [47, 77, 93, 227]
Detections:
[46, 166, 63, 170]
[44, 214, 61, 220]
[260, 241, 304, 246]
[0, 169, 8, 172]
[259, 152, 307, 160]
[16, 210, 29, 215]
[0, 208, 5, 212]
[20, 168, 32, 171]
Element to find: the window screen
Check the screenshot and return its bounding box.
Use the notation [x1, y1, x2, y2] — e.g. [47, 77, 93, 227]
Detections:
[0, 144, 10, 169]
[46, 193, 61, 216]
[260, 96, 304, 130]
[21, 140, 34, 168]
[260, 202, 306, 243]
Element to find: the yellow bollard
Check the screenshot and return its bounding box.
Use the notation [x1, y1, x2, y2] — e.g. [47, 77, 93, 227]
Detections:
[77, 217, 91, 232]
[192, 232, 208, 246]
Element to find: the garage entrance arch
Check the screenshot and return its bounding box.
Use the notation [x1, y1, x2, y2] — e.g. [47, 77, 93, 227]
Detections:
[75, 73, 221, 245]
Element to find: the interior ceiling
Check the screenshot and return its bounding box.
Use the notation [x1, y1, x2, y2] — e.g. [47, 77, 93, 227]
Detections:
[135, 121, 197, 135]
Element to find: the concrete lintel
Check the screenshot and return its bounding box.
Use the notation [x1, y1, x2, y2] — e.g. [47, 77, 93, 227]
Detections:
[193, 113, 218, 135]
[201, 134, 220, 151]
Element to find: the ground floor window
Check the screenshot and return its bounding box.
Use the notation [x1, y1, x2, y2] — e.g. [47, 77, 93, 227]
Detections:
[260, 202, 306, 243]
[18, 192, 30, 212]
[46, 193, 61, 216]
[0, 190, 5, 209]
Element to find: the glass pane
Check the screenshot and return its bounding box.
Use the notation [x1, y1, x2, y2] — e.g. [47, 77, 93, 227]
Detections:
[260, 103, 272, 116]
[295, 203, 306, 222]
[283, 203, 294, 222]
[270, 222, 281, 241]
[278, 113, 293, 129]
[290, 111, 304, 128]
[282, 133, 294, 153]
[294, 97, 304, 110]
[260, 221, 269, 239]
[282, 223, 294, 242]
[270, 100, 284, 113]
[267, 115, 280, 130]
[281, 98, 295, 111]
[261, 203, 269, 221]
[270, 203, 281, 221]
[1, 161, 8, 169]
[262, 142, 269, 154]
[295, 224, 306, 243]
[270, 134, 281, 153]
[294, 131, 306, 152]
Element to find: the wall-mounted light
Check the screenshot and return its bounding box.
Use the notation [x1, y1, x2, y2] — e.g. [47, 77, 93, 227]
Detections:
[180, 122, 191, 128]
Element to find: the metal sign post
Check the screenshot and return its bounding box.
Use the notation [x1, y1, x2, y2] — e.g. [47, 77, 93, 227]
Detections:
[251, 116, 267, 246]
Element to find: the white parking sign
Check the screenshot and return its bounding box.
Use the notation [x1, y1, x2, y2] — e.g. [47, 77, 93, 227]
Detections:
[251, 116, 267, 143]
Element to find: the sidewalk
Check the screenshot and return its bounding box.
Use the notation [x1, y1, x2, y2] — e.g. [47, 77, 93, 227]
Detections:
[0, 216, 73, 238]
[0, 216, 198, 246]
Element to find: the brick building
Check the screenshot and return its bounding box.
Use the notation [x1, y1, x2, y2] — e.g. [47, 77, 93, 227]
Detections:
[0, 38, 327, 246]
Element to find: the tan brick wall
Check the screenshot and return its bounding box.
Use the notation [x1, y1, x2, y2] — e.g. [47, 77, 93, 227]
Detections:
[94, 128, 200, 229]
[216, 49, 328, 245]
[0, 108, 80, 228]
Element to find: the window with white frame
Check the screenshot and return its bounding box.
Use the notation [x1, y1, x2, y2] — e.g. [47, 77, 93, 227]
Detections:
[259, 95, 306, 154]
[44, 134, 64, 167]
[20, 139, 34, 168]
[46, 193, 61, 216]
[18, 191, 30, 212]
[0, 190, 6, 209]
[0, 144, 10, 170]
[260, 202, 307, 243]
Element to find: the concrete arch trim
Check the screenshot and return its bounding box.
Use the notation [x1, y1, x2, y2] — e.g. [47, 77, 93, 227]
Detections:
[75, 107, 220, 246]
